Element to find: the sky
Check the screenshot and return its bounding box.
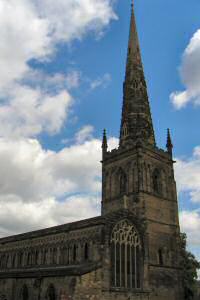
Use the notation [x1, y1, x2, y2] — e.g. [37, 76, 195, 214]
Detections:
[0, 0, 200, 271]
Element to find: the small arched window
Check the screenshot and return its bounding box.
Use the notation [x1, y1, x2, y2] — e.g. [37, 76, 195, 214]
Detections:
[152, 169, 162, 194]
[27, 253, 31, 266]
[22, 285, 29, 300]
[18, 252, 23, 267]
[52, 248, 57, 265]
[73, 245, 77, 262]
[111, 220, 141, 289]
[84, 243, 89, 260]
[46, 284, 56, 300]
[119, 171, 127, 195]
[12, 254, 16, 268]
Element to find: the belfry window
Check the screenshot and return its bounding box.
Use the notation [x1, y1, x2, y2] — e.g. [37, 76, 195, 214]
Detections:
[111, 220, 141, 289]
[119, 171, 127, 195]
[152, 169, 162, 194]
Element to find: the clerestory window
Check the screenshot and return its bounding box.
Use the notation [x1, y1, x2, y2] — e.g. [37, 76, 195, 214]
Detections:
[111, 220, 141, 289]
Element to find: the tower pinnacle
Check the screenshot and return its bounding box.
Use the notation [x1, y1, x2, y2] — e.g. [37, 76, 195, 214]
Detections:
[120, 1, 156, 147]
[102, 129, 108, 159]
[166, 128, 173, 157]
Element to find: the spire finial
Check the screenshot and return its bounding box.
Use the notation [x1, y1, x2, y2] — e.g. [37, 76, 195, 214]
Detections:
[166, 128, 173, 157]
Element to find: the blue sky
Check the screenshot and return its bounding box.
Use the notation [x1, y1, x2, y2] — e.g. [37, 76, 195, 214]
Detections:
[0, 0, 199, 267]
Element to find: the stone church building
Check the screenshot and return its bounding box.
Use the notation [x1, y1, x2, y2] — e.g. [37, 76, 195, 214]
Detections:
[0, 2, 183, 300]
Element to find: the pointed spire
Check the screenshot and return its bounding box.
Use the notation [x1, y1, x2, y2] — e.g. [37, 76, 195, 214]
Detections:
[166, 128, 173, 157]
[120, 0, 156, 148]
[102, 129, 108, 158]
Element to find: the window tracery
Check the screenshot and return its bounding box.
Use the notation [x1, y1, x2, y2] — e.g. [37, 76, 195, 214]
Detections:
[111, 220, 141, 289]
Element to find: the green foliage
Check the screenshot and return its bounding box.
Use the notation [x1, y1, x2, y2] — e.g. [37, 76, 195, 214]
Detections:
[180, 233, 200, 300]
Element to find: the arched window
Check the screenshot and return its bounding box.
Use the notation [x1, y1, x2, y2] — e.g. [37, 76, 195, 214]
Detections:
[52, 248, 57, 264]
[21, 285, 29, 300]
[119, 171, 127, 195]
[152, 169, 162, 194]
[18, 252, 23, 267]
[12, 254, 16, 268]
[158, 249, 164, 266]
[73, 245, 77, 262]
[111, 220, 141, 289]
[46, 284, 56, 300]
[27, 253, 31, 266]
[84, 243, 89, 260]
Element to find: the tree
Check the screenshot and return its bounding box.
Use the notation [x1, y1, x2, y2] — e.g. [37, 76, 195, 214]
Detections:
[180, 233, 200, 300]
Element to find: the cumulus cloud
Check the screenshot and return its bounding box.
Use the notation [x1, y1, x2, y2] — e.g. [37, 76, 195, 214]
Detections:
[0, 85, 72, 138]
[0, 135, 118, 237]
[180, 210, 200, 247]
[0, 0, 116, 90]
[171, 29, 200, 109]
[75, 125, 94, 144]
[0, 0, 117, 138]
[175, 146, 200, 204]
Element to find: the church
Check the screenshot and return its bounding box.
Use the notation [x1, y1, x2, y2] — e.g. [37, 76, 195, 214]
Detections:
[0, 2, 183, 300]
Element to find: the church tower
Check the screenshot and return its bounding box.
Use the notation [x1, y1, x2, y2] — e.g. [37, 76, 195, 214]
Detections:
[101, 2, 183, 299]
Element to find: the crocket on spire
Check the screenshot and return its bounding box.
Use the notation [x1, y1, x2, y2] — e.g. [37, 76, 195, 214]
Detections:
[120, 0, 156, 147]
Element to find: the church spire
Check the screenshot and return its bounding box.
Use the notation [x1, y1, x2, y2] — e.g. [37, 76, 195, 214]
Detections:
[120, 0, 156, 147]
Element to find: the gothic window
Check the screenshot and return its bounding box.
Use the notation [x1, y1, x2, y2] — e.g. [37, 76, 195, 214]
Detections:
[27, 252, 31, 266]
[52, 248, 57, 264]
[21, 285, 29, 300]
[111, 220, 141, 289]
[152, 169, 162, 195]
[35, 250, 38, 265]
[18, 252, 23, 267]
[84, 243, 89, 260]
[46, 284, 56, 300]
[12, 254, 16, 268]
[73, 245, 77, 262]
[119, 171, 127, 195]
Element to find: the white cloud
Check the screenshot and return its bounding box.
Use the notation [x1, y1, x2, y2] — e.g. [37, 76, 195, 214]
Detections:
[0, 0, 116, 91]
[75, 125, 94, 144]
[0, 135, 118, 237]
[0, 195, 100, 237]
[35, 0, 117, 43]
[180, 210, 200, 247]
[0, 0, 117, 138]
[171, 29, 200, 109]
[90, 73, 111, 90]
[175, 146, 200, 204]
[0, 85, 72, 138]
